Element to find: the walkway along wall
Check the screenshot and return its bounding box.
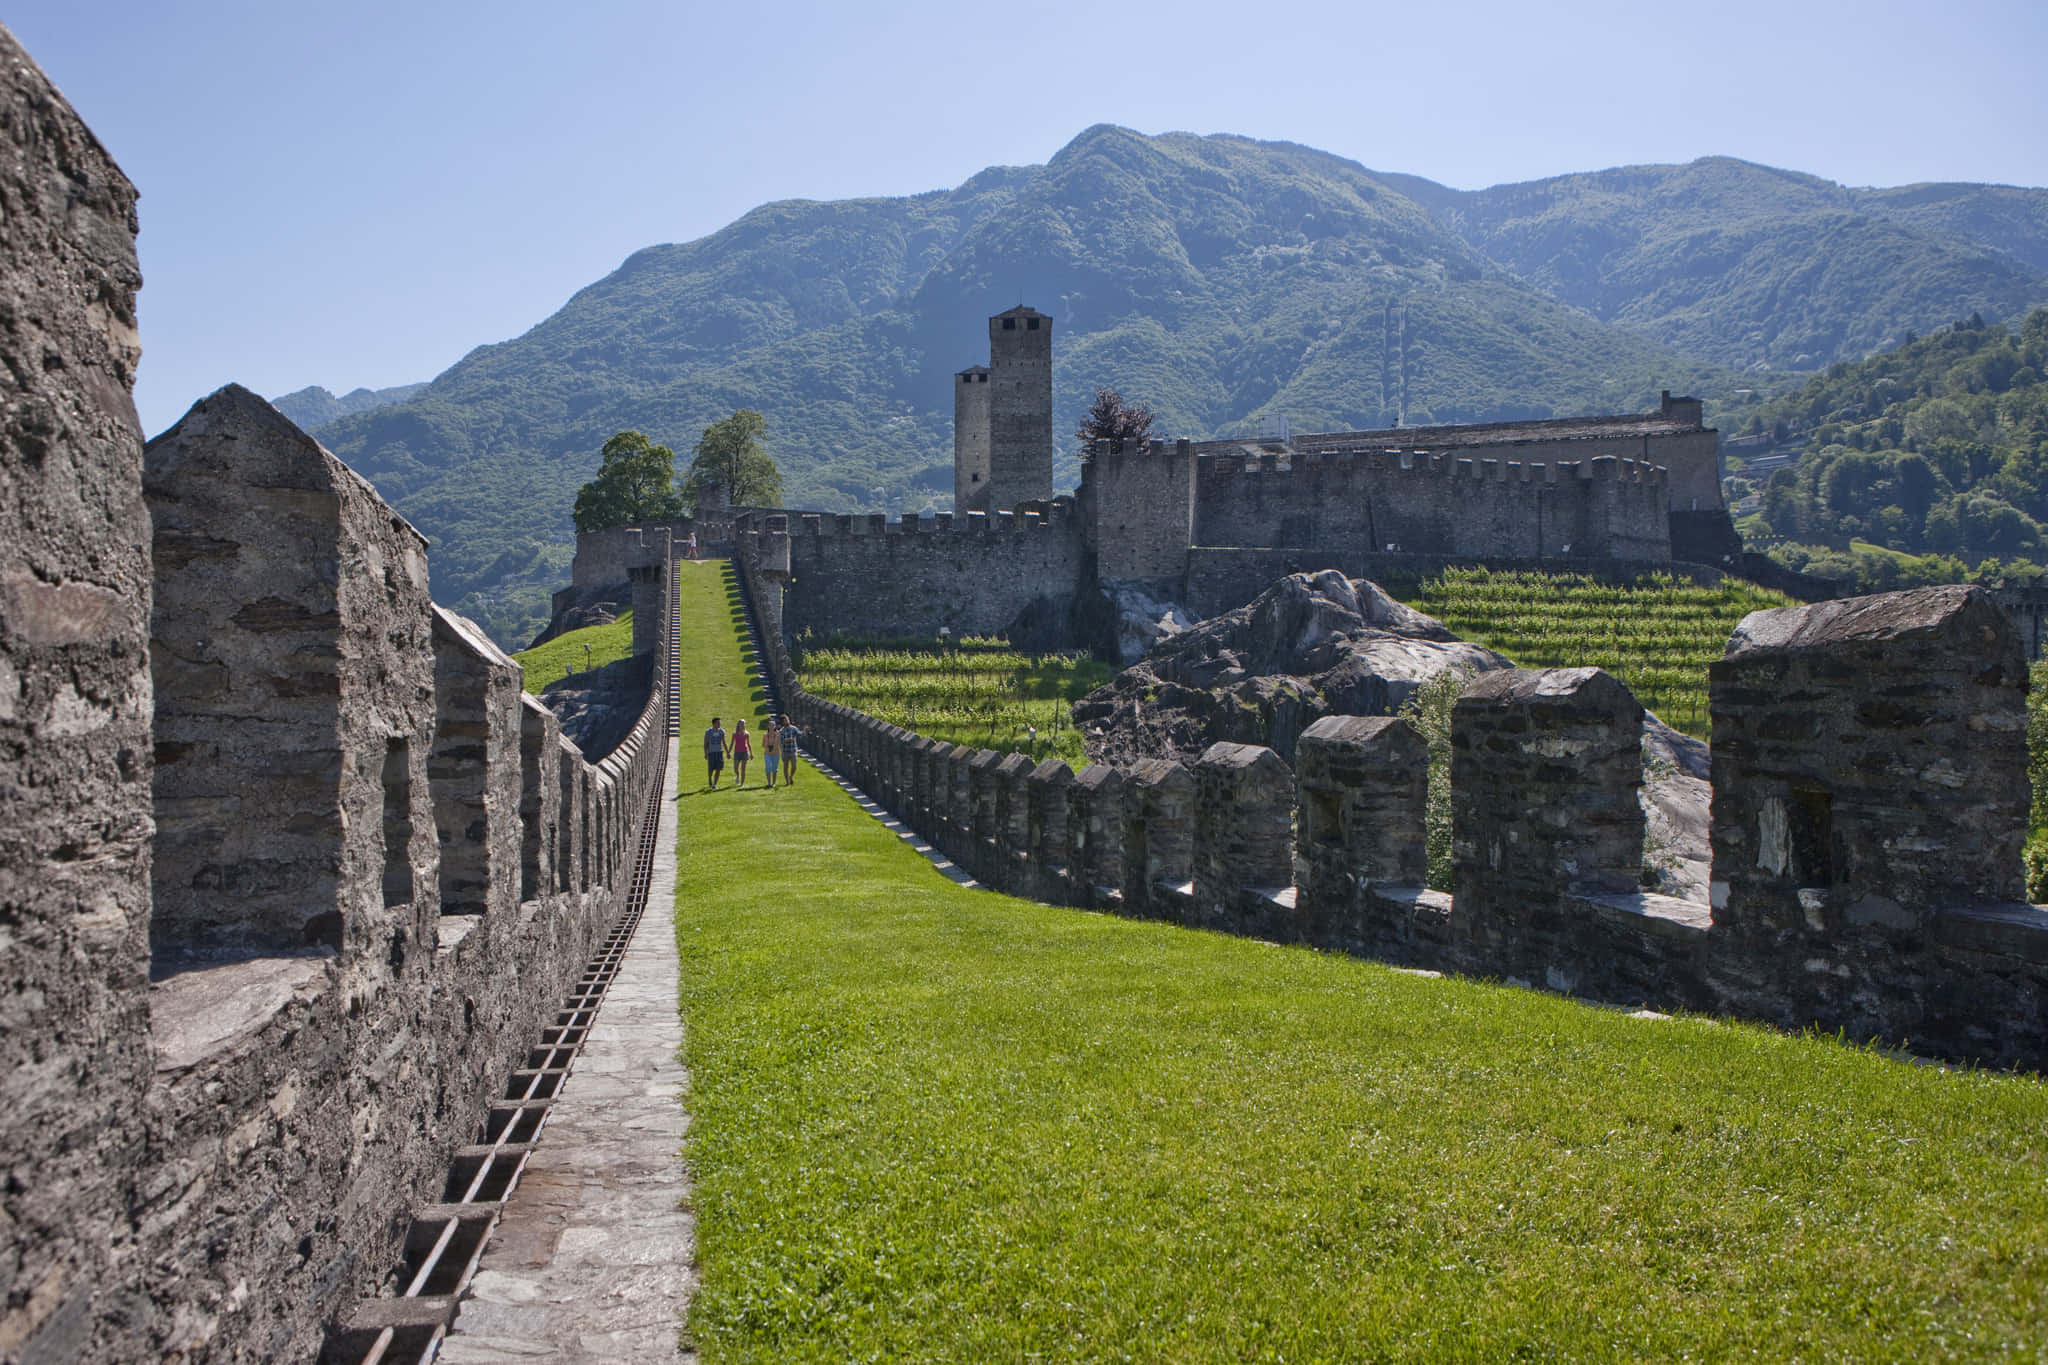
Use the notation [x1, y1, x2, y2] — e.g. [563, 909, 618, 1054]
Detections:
[736, 550, 2048, 1071]
[1, 95, 673, 1360]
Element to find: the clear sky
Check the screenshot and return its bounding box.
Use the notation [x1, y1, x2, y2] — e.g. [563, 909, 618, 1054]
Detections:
[10, 0, 2046, 436]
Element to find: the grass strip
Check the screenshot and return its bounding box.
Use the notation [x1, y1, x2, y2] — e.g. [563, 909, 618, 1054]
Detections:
[511, 608, 634, 693]
[672, 559, 2048, 1363]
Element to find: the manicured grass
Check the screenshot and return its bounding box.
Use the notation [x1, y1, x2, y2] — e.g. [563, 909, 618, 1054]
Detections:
[794, 637, 1111, 766]
[673, 560, 2048, 1362]
[510, 609, 634, 693]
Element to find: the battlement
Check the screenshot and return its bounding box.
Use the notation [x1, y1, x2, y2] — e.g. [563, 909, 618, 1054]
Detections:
[763, 581, 2048, 1073]
[790, 499, 1077, 539]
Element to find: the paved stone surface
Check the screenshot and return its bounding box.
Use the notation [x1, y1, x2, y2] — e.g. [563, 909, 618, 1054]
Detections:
[442, 748, 693, 1363]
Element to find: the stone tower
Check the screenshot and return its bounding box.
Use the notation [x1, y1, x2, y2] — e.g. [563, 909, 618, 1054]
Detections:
[955, 305, 1053, 514]
[954, 364, 991, 512]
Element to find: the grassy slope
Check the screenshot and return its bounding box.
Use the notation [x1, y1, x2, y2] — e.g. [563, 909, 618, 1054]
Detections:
[671, 560, 2048, 1362]
[508, 609, 633, 694]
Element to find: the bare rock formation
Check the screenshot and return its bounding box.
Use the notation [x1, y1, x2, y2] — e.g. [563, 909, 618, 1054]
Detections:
[1075, 570, 1509, 767]
[1075, 569, 1716, 901]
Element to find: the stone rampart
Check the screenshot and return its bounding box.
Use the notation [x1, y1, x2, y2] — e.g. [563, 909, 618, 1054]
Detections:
[779, 504, 1088, 642]
[763, 578, 2048, 1073]
[1188, 447, 1672, 562]
[5, 270, 672, 1365]
[0, 26, 153, 1360]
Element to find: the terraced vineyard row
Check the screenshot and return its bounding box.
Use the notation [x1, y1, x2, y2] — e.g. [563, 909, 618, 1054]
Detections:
[795, 635, 1113, 766]
[1404, 568, 1795, 738]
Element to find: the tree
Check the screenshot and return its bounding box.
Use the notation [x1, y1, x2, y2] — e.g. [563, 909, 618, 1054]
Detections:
[572, 430, 685, 532]
[1076, 388, 1155, 447]
[683, 409, 782, 511]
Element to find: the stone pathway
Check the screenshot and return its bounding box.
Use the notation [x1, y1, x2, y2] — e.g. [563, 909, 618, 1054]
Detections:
[440, 749, 693, 1363]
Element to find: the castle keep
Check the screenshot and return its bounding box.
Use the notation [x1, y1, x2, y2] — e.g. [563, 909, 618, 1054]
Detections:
[954, 305, 1055, 515]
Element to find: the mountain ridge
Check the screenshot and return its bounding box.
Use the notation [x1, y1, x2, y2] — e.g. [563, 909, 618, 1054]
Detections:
[297, 126, 2048, 645]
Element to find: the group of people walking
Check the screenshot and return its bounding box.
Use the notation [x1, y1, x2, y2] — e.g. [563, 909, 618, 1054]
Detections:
[700, 713, 803, 791]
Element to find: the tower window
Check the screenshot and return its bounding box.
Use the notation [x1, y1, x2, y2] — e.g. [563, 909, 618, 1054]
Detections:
[1002, 318, 1016, 330]
[978, 373, 987, 382]
[1027, 318, 1040, 330]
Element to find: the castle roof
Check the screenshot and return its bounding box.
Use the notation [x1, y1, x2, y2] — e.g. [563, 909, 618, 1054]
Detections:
[994, 304, 1050, 320]
[956, 364, 990, 376]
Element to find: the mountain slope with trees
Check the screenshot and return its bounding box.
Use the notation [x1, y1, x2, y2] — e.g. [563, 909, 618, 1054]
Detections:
[300, 128, 2048, 645]
[1731, 309, 2048, 584]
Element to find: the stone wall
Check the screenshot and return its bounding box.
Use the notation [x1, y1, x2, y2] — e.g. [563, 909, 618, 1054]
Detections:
[762, 574, 2048, 1074]
[780, 506, 1088, 642]
[2, 174, 673, 1359]
[131, 389, 673, 1360]
[1079, 439, 1195, 587]
[1187, 447, 1671, 563]
[0, 26, 153, 1362]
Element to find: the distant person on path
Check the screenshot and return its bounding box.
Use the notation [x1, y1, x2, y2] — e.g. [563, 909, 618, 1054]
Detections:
[731, 719, 752, 786]
[778, 715, 804, 786]
[761, 718, 781, 788]
[703, 716, 727, 789]
[687, 530, 698, 560]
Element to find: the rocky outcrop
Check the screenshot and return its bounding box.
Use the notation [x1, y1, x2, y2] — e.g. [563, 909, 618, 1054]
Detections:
[1075, 570, 1716, 901]
[1074, 571, 1510, 767]
[537, 652, 653, 761]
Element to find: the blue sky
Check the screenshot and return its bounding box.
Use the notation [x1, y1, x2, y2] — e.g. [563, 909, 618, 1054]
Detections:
[10, 0, 2046, 436]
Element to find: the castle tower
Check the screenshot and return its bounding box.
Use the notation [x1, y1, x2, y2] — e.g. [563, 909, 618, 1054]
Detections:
[954, 364, 991, 512]
[955, 305, 1054, 514]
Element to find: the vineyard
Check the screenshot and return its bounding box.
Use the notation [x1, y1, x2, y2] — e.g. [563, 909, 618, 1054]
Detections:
[794, 634, 1113, 765]
[1404, 568, 1795, 738]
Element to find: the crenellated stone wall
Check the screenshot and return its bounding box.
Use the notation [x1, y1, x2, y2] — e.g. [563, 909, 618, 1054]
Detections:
[0, 108, 674, 1357]
[0, 24, 153, 1362]
[766, 577, 2048, 1073]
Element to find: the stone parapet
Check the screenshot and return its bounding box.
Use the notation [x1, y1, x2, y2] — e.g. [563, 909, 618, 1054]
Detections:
[763, 582, 2048, 1073]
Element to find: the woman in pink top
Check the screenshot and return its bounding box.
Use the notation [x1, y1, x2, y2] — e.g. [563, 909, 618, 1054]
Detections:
[730, 719, 752, 786]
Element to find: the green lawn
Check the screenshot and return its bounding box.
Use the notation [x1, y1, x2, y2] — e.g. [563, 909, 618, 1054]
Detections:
[672, 559, 2048, 1362]
[510, 608, 633, 694]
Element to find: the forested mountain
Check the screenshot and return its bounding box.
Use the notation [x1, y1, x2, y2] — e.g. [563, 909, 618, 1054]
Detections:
[1387, 159, 2048, 371]
[296, 126, 2048, 645]
[1729, 309, 2048, 586]
[270, 382, 428, 430]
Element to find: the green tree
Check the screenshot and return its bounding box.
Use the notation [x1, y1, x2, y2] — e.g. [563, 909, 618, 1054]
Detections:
[572, 430, 685, 532]
[684, 409, 783, 511]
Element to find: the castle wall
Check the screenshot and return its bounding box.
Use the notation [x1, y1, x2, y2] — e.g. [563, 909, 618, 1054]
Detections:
[133, 387, 673, 1359]
[1190, 448, 1671, 563]
[6, 306, 671, 1365]
[1282, 393, 1722, 516]
[1081, 440, 1194, 586]
[781, 508, 1088, 643]
[765, 579, 2048, 1074]
[0, 28, 154, 1360]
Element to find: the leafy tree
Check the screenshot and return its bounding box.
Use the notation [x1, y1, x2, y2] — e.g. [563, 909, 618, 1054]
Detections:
[1076, 388, 1156, 447]
[684, 409, 782, 510]
[572, 430, 685, 532]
